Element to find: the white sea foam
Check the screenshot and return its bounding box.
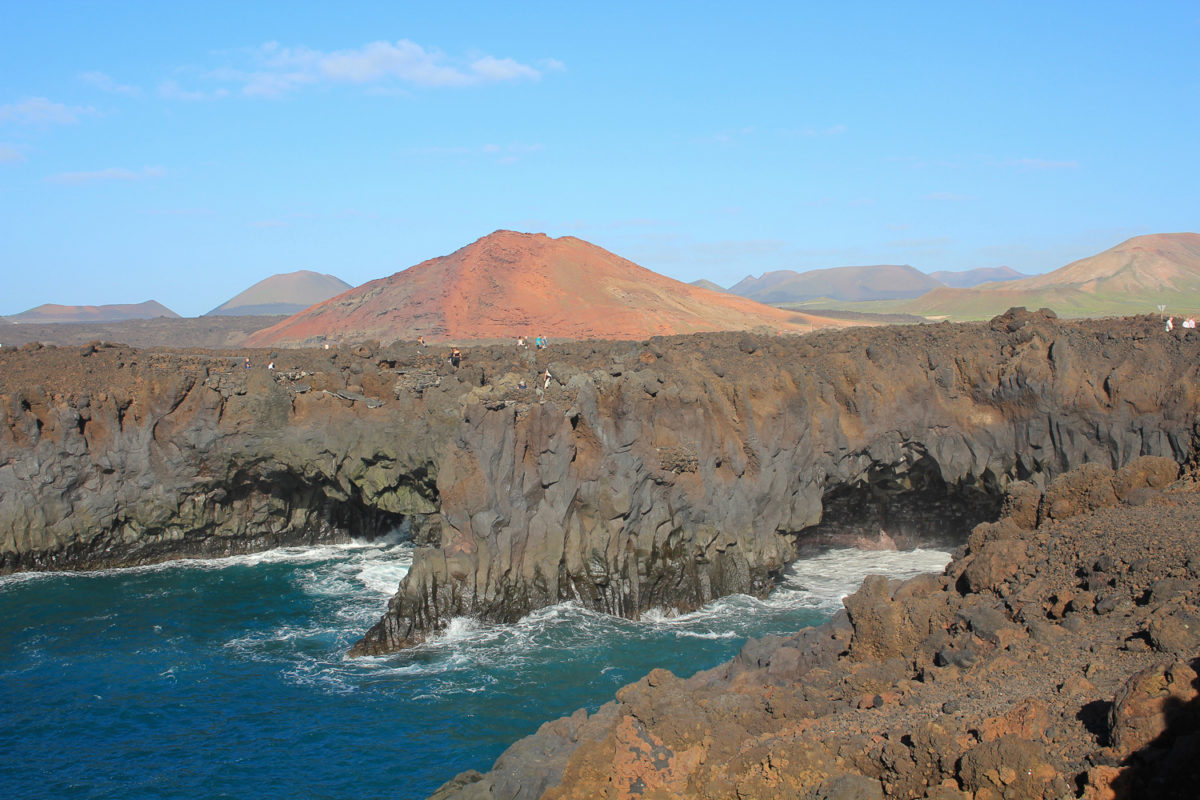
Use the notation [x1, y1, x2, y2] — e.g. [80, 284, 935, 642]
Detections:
[46, 533, 949, 697]
[352, 556, 412, 596]
[363, 546, 954, 685]
[0, 536, 413, 591]
[778, 546, 952, 608]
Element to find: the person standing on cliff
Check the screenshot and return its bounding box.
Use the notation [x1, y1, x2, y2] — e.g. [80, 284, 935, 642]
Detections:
[244, 357, 251, 369]
[450, 347, 461, 368]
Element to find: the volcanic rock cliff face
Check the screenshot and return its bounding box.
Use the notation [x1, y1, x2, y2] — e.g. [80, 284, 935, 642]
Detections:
[0, 343, 447, 570]
[3, 310, 1200, 660]
[433, 458, 1200, 799]
[350, 309, 1200, 655]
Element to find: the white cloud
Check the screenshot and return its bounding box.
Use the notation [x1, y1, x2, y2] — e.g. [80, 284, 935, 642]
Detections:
[0, 97, 95, 125]
[79, 71, 141, 96]
[156, 40, 554, 100]
[469, 56, 540, 82]
[209, 39, 554, 97]
[48, 166, 166, 184]
[241, 71, 314, 98]
[158, 80, 228, 101]
[0, 143, 23, 163]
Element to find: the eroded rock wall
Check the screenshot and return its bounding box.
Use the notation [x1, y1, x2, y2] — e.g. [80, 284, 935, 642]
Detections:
[353, 310, 1200, 654]
[3, 311, 1200, 658]
[430, 457, 1200, 800]
[0, 343, 444, 570]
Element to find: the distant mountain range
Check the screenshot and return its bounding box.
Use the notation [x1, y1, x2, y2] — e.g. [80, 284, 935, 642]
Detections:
[7, 300, 180, 324]
[686, 235, 1200, 321]
[928, 266, 1027, 288]
[206, 270, 351, 316]
[248, 230, 850, 345]
[689, 278, 726, 293]
[9, 232, 1197, 340]
[729, 264, 944, 304]
[694, 264, 1028, 304]
[892, 233, 1200, 320]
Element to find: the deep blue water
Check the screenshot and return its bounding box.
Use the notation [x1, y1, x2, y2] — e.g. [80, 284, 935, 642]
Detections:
[0, 537, 949, 800]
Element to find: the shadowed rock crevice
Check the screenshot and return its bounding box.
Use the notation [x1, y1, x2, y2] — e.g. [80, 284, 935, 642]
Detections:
[0, 465, 419, 572]
[796, 453, 1004, 552]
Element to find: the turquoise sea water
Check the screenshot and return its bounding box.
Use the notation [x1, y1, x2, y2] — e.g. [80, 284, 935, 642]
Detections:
[0, 536, 950, 800]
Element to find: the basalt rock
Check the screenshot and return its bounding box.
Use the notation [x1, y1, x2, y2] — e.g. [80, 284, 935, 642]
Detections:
[3, 313, 1200, 662]
[0, 344, 447, 570]
[353, 312, 1200, 654]
[433, 460, 1200, 799]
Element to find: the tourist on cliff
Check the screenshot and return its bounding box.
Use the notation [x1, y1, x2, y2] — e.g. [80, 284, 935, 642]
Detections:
[244, 357, 251, 369]
[450, 347, 461, 368]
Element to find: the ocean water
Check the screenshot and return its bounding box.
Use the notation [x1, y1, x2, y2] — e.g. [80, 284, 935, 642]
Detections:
[0, 535, 950, 800]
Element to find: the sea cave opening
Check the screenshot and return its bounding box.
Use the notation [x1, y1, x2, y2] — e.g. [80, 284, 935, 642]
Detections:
[793, 454, 1003, 555]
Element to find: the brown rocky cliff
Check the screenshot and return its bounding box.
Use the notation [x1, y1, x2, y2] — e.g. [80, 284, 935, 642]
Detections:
[4, 310, 1200, 665]
[0, 342, 447, 569]
[431, 457, 1200, 800]
[352, 309, 1200, 655]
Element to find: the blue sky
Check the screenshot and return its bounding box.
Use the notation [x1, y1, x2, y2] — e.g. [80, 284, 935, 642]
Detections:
[2, 1, 1198, 317]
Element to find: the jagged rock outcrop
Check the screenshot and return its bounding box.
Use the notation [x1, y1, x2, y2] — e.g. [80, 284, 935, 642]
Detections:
[431, 457, 1200, 799]
[4, 310, 1200, 665]
[352, 309, 1200, 654]
[0, 341, 446, 569]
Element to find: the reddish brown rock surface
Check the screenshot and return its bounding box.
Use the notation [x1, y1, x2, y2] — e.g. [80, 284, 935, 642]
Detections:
[434, 460, 1200, 799]
[246, 230, 848, 345]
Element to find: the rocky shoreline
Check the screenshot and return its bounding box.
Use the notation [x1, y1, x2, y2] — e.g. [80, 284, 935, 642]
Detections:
[3, 310, 1200, 662]
[432, 457, 1200, 799]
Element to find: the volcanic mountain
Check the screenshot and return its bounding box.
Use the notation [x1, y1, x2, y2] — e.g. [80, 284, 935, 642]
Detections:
[900, 233, 1200, 320]
[729, 264, 942, 304]
[247, 231, 843, 345]
[206, 270, 352, 317]
[929, 265, 1027, 288]
[8, 300, 180, 324]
